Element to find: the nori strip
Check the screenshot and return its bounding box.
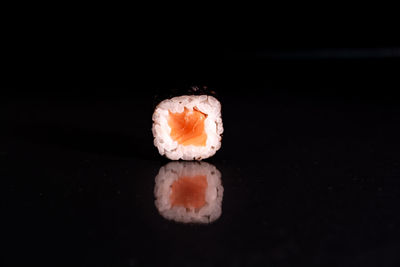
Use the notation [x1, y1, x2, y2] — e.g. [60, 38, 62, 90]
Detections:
[153, 85, 218, 109]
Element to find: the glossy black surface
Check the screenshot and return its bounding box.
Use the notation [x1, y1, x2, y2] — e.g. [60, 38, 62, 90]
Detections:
[3, 55, 400, 266]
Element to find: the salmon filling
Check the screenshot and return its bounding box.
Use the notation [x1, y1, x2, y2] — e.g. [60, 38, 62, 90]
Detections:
[170, 175, 208, 209]
[168, 107, 207, 146]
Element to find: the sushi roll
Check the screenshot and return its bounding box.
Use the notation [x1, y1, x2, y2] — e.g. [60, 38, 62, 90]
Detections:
[152, 90, 223, 160]
[154, 161, 223, 224]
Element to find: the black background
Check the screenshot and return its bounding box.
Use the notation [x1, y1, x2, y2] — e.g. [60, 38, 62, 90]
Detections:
[2, 27, 400, 266]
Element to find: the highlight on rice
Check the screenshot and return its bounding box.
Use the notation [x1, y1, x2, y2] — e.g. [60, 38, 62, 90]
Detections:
[154, 161, 223, 224]
[152, 95, 223, 160]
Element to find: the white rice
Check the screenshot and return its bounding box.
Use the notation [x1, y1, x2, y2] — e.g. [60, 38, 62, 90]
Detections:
[152, 95, 223, 160]
[154, 161, 223, 224]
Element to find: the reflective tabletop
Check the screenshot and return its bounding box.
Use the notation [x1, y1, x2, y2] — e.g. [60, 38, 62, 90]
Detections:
[3, 90, 400, 266]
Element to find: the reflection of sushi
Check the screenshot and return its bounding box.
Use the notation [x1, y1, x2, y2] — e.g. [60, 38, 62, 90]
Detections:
[154, 161, 223, 224]
[152, 95, 223, 160]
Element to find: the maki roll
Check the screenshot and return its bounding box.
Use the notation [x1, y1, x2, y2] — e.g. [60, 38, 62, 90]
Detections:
[154, 161, 223, 224]
[152, 89, 223, 160]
